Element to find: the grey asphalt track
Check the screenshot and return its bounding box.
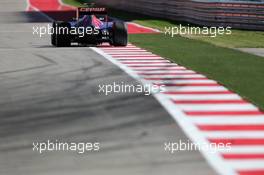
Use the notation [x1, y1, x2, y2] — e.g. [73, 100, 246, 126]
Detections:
[0, 0, 217, 175]
[237, 48, 264, 57]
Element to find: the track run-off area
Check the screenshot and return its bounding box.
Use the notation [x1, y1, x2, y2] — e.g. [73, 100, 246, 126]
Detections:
[20, 0, 264, 175]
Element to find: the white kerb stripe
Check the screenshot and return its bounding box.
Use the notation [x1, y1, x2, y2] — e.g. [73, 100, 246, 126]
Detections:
[227, 160, 264, 170]
[220, 146, 264, 154]
[176, 104, 257, 111]
[190, 117, 264, 125]
[169, 94, 242, 100]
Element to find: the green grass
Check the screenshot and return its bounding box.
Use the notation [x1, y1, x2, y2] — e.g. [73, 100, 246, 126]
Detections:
[63, 0, 264, 109]
[195, 30, 264, 48]
[129, 34, 264, 109]
[63, 0, 87, 7]
[62, 0, 84, 7]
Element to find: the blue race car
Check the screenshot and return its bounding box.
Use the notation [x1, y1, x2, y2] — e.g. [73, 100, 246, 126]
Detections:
[51, 7, 128, 47]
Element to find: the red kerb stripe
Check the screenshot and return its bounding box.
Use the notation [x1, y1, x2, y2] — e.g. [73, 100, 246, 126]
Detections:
[173, 99, 247, 104]
[157, 83, 219, 87]
[145, 77, 207, 80]
[185, 111, 263, 116]
[139, 73, 196, 75]
[128, 65, 177, 67]
[238, 170, 264, 175]
[163, 91, 233, 95]
[198, 124, 264, 131]
[114, 55, 161, 58]
[122, 62, 170, 64]
[222, 153, 264, 159]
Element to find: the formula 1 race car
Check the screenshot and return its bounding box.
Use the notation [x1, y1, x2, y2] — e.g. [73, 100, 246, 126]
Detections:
[51, 7, 128, 47]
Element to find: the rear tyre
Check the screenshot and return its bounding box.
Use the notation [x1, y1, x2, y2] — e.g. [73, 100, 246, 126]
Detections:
[112, 21, 128, 46]
[53, 21, 71, 47]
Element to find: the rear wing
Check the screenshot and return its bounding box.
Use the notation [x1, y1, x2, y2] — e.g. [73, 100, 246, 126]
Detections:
[76, 7, 107, 19]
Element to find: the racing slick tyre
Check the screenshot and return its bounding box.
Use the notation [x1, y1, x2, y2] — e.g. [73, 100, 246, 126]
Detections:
[53, 21, 71, 47]
[112, 21, 128, 46]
